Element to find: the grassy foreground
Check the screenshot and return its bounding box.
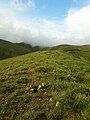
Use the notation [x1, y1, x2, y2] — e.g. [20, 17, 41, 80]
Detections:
[0, 45, 90, 120]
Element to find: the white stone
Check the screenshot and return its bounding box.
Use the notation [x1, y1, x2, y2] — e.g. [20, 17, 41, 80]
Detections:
[55, 101, 59, 107]
[42, 83, 45, 87]
[49, 98, 52, 102]
[30, 85, 32, 88]
[38, 85, 42, 90]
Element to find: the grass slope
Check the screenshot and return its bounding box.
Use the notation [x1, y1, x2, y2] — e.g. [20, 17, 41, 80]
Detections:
[0, 45, 90, 120]
[0, 39, 32, 60]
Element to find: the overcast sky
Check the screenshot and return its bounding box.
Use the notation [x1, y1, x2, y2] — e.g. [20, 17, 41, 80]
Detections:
[0, 0, 90, 46]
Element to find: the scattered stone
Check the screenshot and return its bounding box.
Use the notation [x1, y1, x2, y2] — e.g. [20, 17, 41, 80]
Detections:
[38, 85, 42, 90]
[5, 102, 7, 104]
[55, 101, 59, 107]
[49, 98, 52, 102]
[3, 112, 4, 114]
[38, 98, 42, 101]
[31, 87, 38, 93]
[31, 88, 34, 92]
[42, 83, 45, 87]
[38, 83, 45, 90]
[30, 83, 45, 93]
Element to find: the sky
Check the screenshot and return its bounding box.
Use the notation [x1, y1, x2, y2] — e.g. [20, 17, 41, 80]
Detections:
[0, 0, 90, 46]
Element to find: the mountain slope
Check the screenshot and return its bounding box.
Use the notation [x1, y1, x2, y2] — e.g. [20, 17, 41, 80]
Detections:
[51, 44, 90, 60]
[0, 39, 41, 60]
[0, 45, 90, 120]
[0, 39, 32, 60]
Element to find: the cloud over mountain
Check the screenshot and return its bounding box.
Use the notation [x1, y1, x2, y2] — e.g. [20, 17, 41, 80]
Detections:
[0, 1, 90, 46]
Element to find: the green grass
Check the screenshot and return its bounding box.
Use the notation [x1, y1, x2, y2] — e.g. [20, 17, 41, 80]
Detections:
[0, 39, 41, 60]
[0, 45, 90, 120]
[0, 39, 32, 60]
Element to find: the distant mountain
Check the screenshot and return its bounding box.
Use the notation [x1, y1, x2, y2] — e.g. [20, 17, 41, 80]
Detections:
[0, 39, 41, 60]
[16, 42, 41, 52]
[15, 42, 33, 50]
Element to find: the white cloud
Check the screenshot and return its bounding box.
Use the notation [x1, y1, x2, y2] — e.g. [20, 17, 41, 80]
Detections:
[10, 0, 35, 10]
[65, 5, 90, 35]
[0, 4, 90, 46]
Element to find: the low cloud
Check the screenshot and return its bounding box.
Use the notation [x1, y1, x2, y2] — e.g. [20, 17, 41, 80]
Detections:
[0, 4, 90, 46]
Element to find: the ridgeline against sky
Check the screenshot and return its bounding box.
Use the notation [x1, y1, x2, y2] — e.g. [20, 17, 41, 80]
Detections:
[0, 0, 90, 46]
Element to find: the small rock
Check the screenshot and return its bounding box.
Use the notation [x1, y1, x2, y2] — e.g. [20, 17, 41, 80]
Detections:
[49, 98, 52, 102]
[31, 87, 38, 93]
[38, 85, 42, 90]
[5, 102, 7, 104]
[42, 83, 45, 87]
[30, 85, 32, 88]
[38, 98, 42, 101]
[3, 112, 4, 114]
[31, 88, 34, 92]
[55, 101, 59, 107]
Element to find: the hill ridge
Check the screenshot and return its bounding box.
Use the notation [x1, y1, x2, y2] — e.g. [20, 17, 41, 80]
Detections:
[0, 39, 41, 60]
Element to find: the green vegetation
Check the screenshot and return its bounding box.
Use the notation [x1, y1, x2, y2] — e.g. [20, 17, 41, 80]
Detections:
[0, 45, 90, 120]
[0, 39, 41, 60]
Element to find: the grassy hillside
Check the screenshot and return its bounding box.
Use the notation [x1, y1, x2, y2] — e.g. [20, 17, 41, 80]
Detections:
[51, 44, 90, 60]
[0, 39, 33, 60]
[0, 45, 90, 120]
